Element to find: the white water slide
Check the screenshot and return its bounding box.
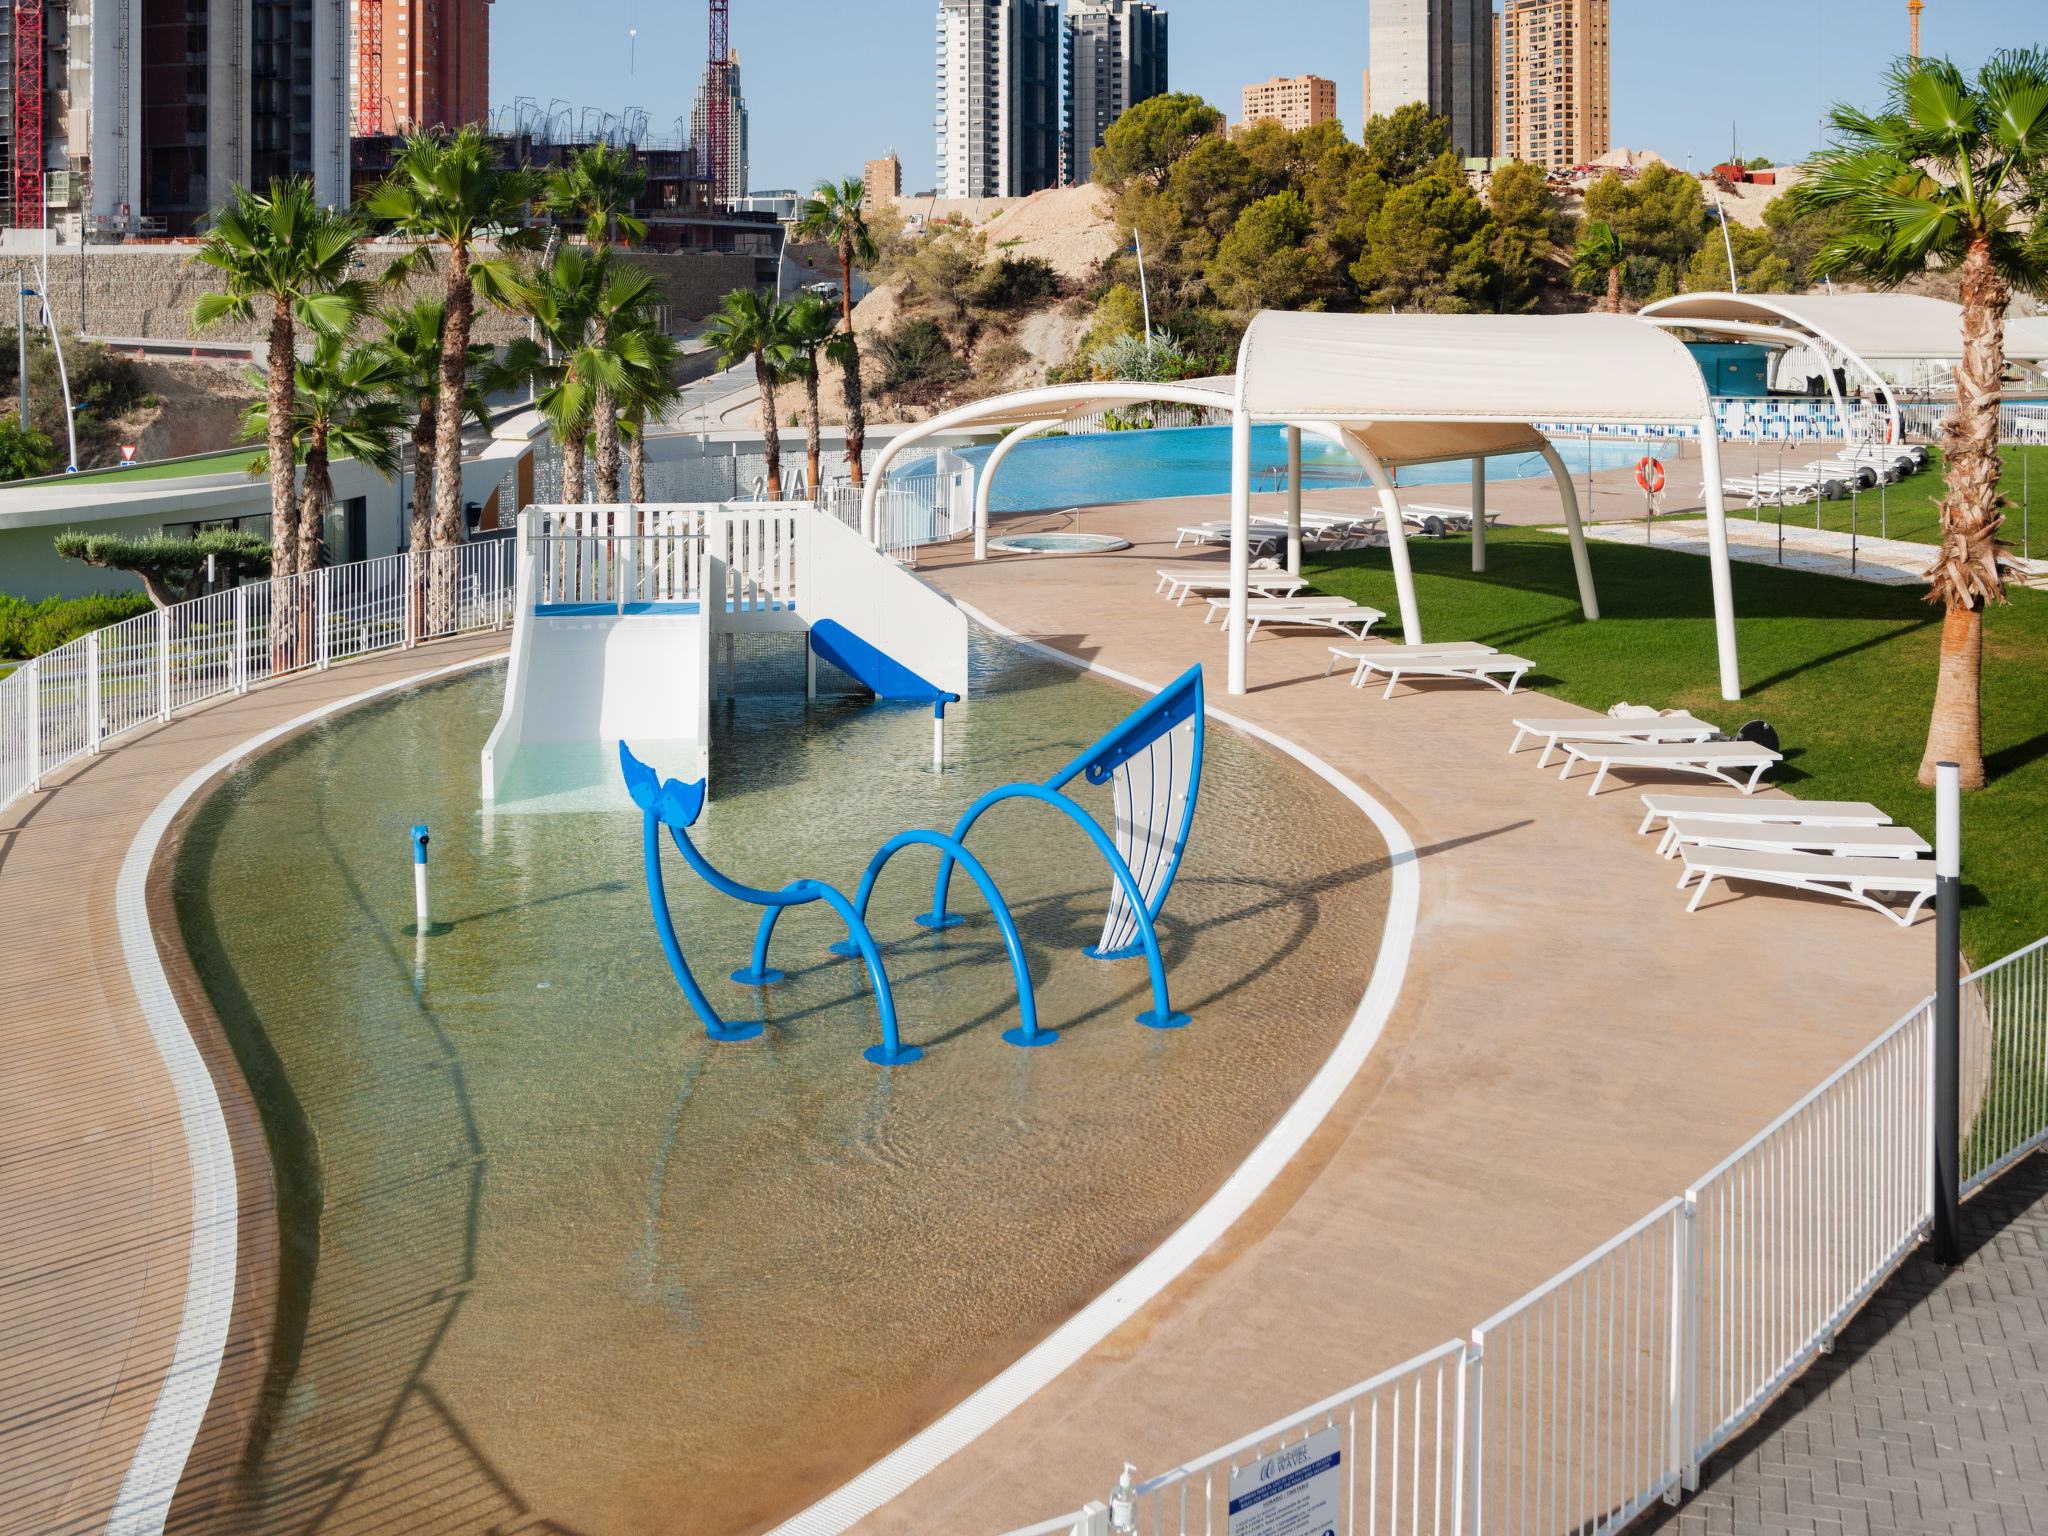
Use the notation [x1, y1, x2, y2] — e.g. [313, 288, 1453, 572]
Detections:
[481, 503, 970, 807]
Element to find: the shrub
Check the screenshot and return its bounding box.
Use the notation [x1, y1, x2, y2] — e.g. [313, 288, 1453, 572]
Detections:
[973, 255, 1060, 309]
[0, 417, 55, 481]
[0, 590, 154, 659]
[872, 319, 967, 393]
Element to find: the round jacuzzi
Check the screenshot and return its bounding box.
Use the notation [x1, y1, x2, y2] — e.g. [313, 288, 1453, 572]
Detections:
[987, 532, 1132, 554]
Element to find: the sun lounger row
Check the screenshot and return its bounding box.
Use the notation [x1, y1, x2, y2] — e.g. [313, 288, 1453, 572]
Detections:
[1153, 564, 1384, 642]
[1154, 565, 1307, 605]
[1399, 503, 1502, 537]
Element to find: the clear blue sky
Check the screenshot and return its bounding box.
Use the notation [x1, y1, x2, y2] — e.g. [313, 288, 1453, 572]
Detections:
[489, 0, 2043, 193]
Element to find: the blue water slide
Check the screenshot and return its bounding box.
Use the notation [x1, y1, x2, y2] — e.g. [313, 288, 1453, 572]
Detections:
[808, 618, 960, 719]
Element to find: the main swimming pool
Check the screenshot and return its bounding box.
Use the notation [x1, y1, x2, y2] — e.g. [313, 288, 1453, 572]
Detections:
[952, 423, 1680, 512]
[175, 632, 1387, 1534]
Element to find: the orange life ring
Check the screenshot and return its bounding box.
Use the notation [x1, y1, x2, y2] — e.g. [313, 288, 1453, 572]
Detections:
[1635, 456, 1666, 495]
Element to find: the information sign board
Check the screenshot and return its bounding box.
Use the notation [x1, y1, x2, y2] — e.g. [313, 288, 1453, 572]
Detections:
[1226, 1426, 1341, 1536]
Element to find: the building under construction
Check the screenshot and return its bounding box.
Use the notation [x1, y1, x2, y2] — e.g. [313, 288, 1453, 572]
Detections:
[0, 0, 351, 236]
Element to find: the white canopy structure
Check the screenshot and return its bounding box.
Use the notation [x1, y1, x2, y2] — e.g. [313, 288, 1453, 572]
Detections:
[865, 311, 1745, 701]
[1639, 292, 2048, 440]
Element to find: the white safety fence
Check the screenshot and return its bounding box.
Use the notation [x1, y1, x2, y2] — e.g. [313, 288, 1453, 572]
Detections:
[1006, 935, 2048, 1536]
[0, 542, 518, 816]
[530, 504, 805, 617]
[819, 462, 974, 570]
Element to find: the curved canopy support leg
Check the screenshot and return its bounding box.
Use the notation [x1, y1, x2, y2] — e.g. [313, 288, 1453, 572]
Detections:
[1537, 438, 1601, 622]
[975, 419, 1058, 560]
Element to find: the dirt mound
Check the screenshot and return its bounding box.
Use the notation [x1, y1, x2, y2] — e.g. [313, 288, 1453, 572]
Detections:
[978, 185, 1121, 279]
[111, 360, 260, 465]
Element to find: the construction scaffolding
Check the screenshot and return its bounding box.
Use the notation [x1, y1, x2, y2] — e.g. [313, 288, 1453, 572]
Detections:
[13, 0, 40, 229]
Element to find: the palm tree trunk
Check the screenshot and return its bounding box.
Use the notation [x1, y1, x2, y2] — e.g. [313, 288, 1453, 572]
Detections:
[1607, 265, 1621, 314]
[755, 350, 782, 494]
[410, 410, 436, 553]
[433, 254, 474, 551]
[840, 242, 866, 486]
[593, 380, 621, 502]
[561, 426, 588, 506]
[1918, 236, 2011, 790]
[803, 363, 822, 498]
[297, 434, 328, 577]
[266, 298, 298, 579]
[628, 419, 647, 502]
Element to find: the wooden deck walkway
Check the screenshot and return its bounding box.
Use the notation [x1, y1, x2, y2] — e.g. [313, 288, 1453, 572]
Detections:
[0, 633, 507, 1536]
[833, 498, 1937, 1536]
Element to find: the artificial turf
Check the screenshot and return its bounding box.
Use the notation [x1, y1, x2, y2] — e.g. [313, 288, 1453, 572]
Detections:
[1682, 443, 2048, 555]
[1301, 525, 2048, 967]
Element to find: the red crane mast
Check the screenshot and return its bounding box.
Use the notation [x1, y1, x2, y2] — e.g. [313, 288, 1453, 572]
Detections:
[13, 0, 43, 229]
[357, 0, 385, 134]
[704, 0, 729, 212]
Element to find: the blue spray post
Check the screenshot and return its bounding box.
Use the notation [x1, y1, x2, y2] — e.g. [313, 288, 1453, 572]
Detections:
[410, 825, 431, 932]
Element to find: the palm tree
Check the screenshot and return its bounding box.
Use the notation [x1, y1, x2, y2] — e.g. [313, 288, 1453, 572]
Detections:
[526, 244, 609, 505]
[542, 143, 649, 248]
[616, 317, 684, 503]
[793, 178, 878, 485]
[703, 288, 797, 496]
[192, 178, 369, 580]
[1798, 48, 2048, 789]
[781, 293, 840, 497]
[1569, 222, 1629, 313]
[581, 256, 662, 502]
[364, 128, 545, 551]
[371, 299, 497, 552]
[242, 332, 408, 574]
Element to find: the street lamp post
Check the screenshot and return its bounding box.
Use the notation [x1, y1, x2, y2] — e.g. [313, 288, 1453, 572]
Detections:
[1130, 234, 1152, 343]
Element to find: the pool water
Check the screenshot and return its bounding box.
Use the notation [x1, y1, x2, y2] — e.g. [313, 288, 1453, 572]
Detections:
[955, 423, 1681, 512]
[175, 633, 1388, 1535]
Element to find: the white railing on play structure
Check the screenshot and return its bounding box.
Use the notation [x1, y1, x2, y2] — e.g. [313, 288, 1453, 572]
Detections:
[532, 504, 805, 616]
[1003, 934, 2048, 1536]
[0, 541, 518, 816]
[818, 452, 975, 569]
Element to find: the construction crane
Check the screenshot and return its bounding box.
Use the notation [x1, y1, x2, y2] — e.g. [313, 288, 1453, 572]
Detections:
[704, 0, 731, 214]
[1909, 0, 1923, 59]
[12, 0, 42, 229]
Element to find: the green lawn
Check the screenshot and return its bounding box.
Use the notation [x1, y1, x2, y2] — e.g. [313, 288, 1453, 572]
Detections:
[55, 449, 255, 486]
[1691, 443, 2048, 555]
[1302, 526, 2048, 966]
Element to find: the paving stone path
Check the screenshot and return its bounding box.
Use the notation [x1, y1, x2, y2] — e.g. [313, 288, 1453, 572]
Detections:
[1642, 1153, 2048, 1535]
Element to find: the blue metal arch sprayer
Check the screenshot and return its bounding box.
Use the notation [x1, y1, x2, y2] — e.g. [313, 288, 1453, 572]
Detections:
[619, 662, 1206, 1063]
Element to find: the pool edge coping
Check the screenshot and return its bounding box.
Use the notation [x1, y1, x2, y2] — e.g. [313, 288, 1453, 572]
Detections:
[763, 604, 1425, 1536]
[110, 647, 511, 1536]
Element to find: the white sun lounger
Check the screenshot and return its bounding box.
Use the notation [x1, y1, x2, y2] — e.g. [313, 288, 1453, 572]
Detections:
[1662, 817, 1931, 861]
[1350, 651, 1535, 698]
[1175, 521, 1293, 549]
[1558, 739, 1780, 796]
[1155, 567, 1310, 605]
[1205, 597, 1385, 639]
[1636, 792, 1891, 838]
[1401, 503, 1502, 535]
[1324, 641, 1494, 680]
[1508, 714, 1718, 769]
[1678, 847, 1937, 927]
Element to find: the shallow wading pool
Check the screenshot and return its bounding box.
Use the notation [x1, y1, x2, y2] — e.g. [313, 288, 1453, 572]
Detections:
[175, 631, 1389, 1534]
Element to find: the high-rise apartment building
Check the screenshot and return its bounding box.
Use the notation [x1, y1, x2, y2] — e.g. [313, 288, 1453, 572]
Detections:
[1496, 0, 1609, 169]
[350, 0, 491, 135]
[691, 49, 749, 206]
[32, 0, 352, 236]
[936, 0, 1060, 197]
[1363, 0, 1492, 157]
[1241, 74, 1335, 132]
[1063, 0, 1166, 185]
[864, 153, 902, 207]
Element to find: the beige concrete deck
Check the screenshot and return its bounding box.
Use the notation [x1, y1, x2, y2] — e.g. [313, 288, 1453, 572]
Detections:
[842, 496, 1936, 1535]
[0, 632, 508, 1536]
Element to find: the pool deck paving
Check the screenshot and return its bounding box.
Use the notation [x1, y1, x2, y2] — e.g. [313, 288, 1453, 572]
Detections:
[0, 631, 510, 1536]
[841, 495, 1938, 1536]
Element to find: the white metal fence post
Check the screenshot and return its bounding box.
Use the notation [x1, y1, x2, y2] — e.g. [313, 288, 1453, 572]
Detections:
[316, 567, 331, 670]
[85, 632, 101, 753]
[156, 605, 171, 721]
[403, 553, 417, 649]
[1672, 1197, 1699, 1496]
[24, 658, 39, 792]
[1453, 1340, 1476, 1536]
[233, 583, 248, 694]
